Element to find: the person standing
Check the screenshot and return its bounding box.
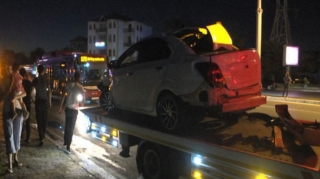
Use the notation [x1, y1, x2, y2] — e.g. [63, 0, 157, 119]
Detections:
[19, 68, 34, 142]
[303, 77, 309, 89]
[1, 64, 24, 173]
[32, 65, 52, 146]
[58, 72, 85, 152]
[282, 72, 292, 97]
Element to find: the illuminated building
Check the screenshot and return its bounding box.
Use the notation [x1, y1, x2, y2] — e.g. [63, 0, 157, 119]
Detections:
[87, 13, 152, 61]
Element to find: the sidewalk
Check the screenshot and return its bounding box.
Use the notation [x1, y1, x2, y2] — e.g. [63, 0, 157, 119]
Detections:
[0, 102, 102, 179]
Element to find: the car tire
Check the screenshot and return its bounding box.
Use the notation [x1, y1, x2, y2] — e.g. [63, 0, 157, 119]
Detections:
[137, 144, 178, 179]
[156, 94, 185, 132]
[99, 91, 114, 112]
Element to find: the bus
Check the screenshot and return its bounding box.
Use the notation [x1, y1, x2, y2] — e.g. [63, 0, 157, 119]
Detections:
[38, 51, 107, 102]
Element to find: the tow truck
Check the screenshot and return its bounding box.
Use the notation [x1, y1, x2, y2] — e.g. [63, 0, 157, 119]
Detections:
[80, 104, 320, 179]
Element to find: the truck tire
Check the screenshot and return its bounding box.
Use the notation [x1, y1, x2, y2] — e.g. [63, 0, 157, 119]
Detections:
[99, 91, 114, 112]
[137, 144, 178, 179]
[156, 94, 185, 132]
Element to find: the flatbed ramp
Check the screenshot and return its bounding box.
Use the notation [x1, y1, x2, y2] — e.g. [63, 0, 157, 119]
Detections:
[81, 107, 320, 179]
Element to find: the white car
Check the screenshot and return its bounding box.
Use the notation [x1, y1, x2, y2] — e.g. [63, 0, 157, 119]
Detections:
[100, 22, 266, 131]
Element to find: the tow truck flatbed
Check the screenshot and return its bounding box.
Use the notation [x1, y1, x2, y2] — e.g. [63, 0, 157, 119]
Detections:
[81, 106, 320, 179]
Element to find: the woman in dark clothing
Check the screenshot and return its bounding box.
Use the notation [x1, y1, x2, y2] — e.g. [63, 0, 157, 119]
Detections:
[1, 64, 24, 173]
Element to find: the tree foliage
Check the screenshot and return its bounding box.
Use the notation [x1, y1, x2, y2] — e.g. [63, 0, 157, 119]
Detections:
[29, 48, 45, 64]
[0, 48, 45, 66]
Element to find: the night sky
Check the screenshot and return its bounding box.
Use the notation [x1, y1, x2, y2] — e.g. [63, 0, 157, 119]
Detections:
[0, 0, 319, 55]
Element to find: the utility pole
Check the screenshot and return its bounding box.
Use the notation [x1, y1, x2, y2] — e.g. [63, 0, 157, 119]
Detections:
[270, 0, 292, 72]
[256, 0, 263, 58]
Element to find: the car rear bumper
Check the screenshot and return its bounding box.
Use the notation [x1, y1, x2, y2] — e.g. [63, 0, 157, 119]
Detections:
[85, 90, 101, 101]
[220, 95, 266, 112]
[207, 84, 266, 112]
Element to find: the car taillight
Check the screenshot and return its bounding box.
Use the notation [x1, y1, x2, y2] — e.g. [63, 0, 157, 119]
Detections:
[210, 64, 225, 87]
[196, 63, 225, 87]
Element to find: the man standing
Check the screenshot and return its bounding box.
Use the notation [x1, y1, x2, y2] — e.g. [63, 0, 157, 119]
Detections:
[32, 65, 52, 146]
[58, 72, 85, 153]
[282, 72, 292, 97]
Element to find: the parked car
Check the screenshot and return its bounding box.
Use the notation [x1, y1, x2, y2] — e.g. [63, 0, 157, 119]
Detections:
[100, 22, 266, 132]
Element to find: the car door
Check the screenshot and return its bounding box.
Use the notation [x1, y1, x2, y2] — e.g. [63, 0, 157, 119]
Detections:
[131, 37, 172, 112]
[111, 45, 139, 110]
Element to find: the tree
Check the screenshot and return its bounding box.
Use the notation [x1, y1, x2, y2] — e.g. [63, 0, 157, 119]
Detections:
[15, 52, 29, 65]
[29, 48, 45, 64]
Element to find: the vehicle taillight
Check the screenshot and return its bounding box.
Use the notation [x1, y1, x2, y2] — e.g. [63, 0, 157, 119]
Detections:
[210, 64, 225, 87]
[196, 63, 225, 87]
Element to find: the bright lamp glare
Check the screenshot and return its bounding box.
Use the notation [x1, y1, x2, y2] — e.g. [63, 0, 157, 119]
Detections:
[76, 112, 91, 134]
[192, 170, 202, 179]
[192, 155, 203, 165]
[112, 140, 118, 147]
[77, 94, 83, 101]
[256, 174, 269, 179]
[91, 131, 97, 138]
[101, 126, 106, 133]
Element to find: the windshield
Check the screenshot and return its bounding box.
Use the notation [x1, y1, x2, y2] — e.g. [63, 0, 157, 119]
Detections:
[80, 68, 103, 85]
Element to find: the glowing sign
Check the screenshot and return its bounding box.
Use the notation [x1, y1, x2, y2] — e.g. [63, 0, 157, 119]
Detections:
[80, 56, 105, 63]
[283, 45, 299, 66]
[95, 41, 106, 47]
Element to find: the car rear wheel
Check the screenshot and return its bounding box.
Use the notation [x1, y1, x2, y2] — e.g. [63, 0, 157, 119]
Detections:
[157, 94, 185, 132]
[99, 91, 114, 112]
[137, 144, 178, 179]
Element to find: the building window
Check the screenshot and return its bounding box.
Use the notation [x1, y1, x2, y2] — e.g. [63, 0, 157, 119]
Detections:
[140, 25, 142, 32]
[108, 49, 112, 57]
[89, 25, 92, 30]
[93, 36, 96, 42]
[108, 35, 112, 42]
[128, 36, 132, 44]
[113, 22, 116, 28]
[89, 36, 92, 43]
[94, 24, 96, 30]
[113, 34, 115, 42]
[113, 49, 115, 56]
[109, 22, 112, 28]
[128, 24, 132, 32]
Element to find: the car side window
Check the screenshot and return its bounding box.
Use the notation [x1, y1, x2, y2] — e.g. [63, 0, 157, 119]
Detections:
[137, 38, 171, 64]
[119, 50, 138, 67]
[117, 37, 171, 68]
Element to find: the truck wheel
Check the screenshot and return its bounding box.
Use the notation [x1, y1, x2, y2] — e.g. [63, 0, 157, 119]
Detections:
[99, 92, 114, 112]
[137, 144, 178, 179]
[157, 94, 185, 132]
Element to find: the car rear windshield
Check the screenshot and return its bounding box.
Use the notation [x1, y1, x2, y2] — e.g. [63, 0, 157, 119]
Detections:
[173, 27, 235, 54]
[173, 28, 213, 54]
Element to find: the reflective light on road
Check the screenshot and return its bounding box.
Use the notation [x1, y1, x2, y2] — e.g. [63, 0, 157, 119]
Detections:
[76, 110, 91, 135]
[70, 134, 126, 177]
